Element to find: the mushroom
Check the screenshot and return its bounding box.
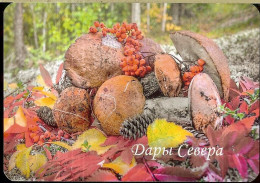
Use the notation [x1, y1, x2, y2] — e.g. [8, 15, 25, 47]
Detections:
[170, 30, 230, 101]
[120, 73, 223, 140]
[52, 87, 91, 134]
[188, 73, 223, 131]
[64, 33, 124, 88]
[154, 54, 182, 97]
[93, 75, 145, 136]
[139, 38, 164, 69]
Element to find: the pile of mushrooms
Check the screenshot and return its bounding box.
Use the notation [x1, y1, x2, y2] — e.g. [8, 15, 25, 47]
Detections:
[52, 30, 230, 137]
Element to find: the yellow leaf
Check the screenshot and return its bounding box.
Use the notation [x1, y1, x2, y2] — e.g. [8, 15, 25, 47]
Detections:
[4, 117, 14, 132]
[34, 97, 56, 109]
[48, 141, 72, 151]
[28, 154, 47, 172]
[8, 151, 20, 171]
[16, 144, 27, 151]
[32, 86, 44, 91]
[72, 128, 114, 155]
[103, 156, 136, 175]
[14, 106, 27, 127]
[39, 91, 57, 100]
[15, 146, 32, 178]
[147, 119, 193, 149]
[8, 83, 18, 89]
[36, 75, 49, 89]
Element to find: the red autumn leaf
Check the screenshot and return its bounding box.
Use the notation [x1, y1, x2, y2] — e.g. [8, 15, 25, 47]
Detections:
[190, 154, 206, 168]
[247, 159, 259, 174]
[4, 96, 15, 108]
[39, 64, 53, 87]
[249, 100, 259, 113]
[229, 78, 240, 100]
[122, 164, 153, 181]
[56, 63, 64, 84]
[120, 148, 133, 165]
[216, 155, 229, 178]
[43, 147, 52, 160]
[100, 136, 120, 146]
[238, 101, 248, 114]
[232, 154, 248, 178]
[86, 170, 118, 181]
[206, 125, 217, 146]
[230, 96, 241, 110]
[221, 116, 256, 138]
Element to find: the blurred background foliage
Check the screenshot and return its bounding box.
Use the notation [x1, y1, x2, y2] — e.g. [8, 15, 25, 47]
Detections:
[4, 3, 259, 76]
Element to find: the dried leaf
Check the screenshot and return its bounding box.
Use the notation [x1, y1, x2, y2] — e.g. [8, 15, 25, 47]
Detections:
[147, 119, 193, 149]
[34, 97, 56, 109]
[15, 145, 33, 178]
[72, 128, 114, 155]
[39, 64, 53, 87]
[29, 154, 47, 172]
[56, 63, 64, 84]
[103, 156, 136, 175]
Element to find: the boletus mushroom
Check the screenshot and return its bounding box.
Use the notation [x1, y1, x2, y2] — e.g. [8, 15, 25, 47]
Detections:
[52, 87, 91, 134]
[139, 38, 164, 69]
[170, 30, 230, 101]
[154, 54, 182, 97]
[93, 75, 145, 135]
[121, 73, 223, 139]
[64, 33, 124, 88]
[188, 73, 223, 131]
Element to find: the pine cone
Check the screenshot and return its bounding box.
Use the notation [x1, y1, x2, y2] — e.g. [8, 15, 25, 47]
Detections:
[120, 108, 209, 142]
[36, 106, 57, 127]
[120, 109, 155, 140]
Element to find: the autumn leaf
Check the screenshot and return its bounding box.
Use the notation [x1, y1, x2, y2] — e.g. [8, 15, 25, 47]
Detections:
[34, 97, 56, 109]
[122, 163, 153, 181]
[147, 119, 193, 148]
[8, 151, 20, 171]
[15, 145, 33, 178]
[39, 64, 53, 87]
[72, 128, 114, 155]
[103, 156, 136, 175]
[4, 106, 27, 133]
[56, 63, 64, 84]
[36, 75, 49, 89]
[29, 154, 47, 172]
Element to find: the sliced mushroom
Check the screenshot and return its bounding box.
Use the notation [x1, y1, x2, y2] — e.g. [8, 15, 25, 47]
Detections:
[64, 33, 124, 88]
[170, 31, 230, 101]
[139, 38, 164, 69]
[154, 54, 182, 97]
[188, 73, 223, 131]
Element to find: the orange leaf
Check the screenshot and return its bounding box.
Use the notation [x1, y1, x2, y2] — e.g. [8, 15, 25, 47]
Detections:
[14, 106, 27, 127]
[4, 117, 15, 132]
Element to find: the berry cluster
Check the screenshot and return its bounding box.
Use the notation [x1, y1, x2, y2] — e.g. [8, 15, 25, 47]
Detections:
[89, 21, 152, 77]
[182, 59, 206, 86]
[28, 125, 70, 146]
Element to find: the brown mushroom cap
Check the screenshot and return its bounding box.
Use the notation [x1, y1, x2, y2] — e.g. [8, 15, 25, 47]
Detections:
[93, 75, 145, 135]
[139, 38, 164, 69]
[53, 87, 91, 134]
[64, 33, 124, 88]
[154, 54, 182, 97]
[188, 73, 223, 131]
[170, 31, 230, 101]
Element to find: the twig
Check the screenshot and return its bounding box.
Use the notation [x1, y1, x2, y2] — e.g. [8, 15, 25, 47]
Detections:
[4, 80, 32, 99]
[143, 157, 158, 181]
